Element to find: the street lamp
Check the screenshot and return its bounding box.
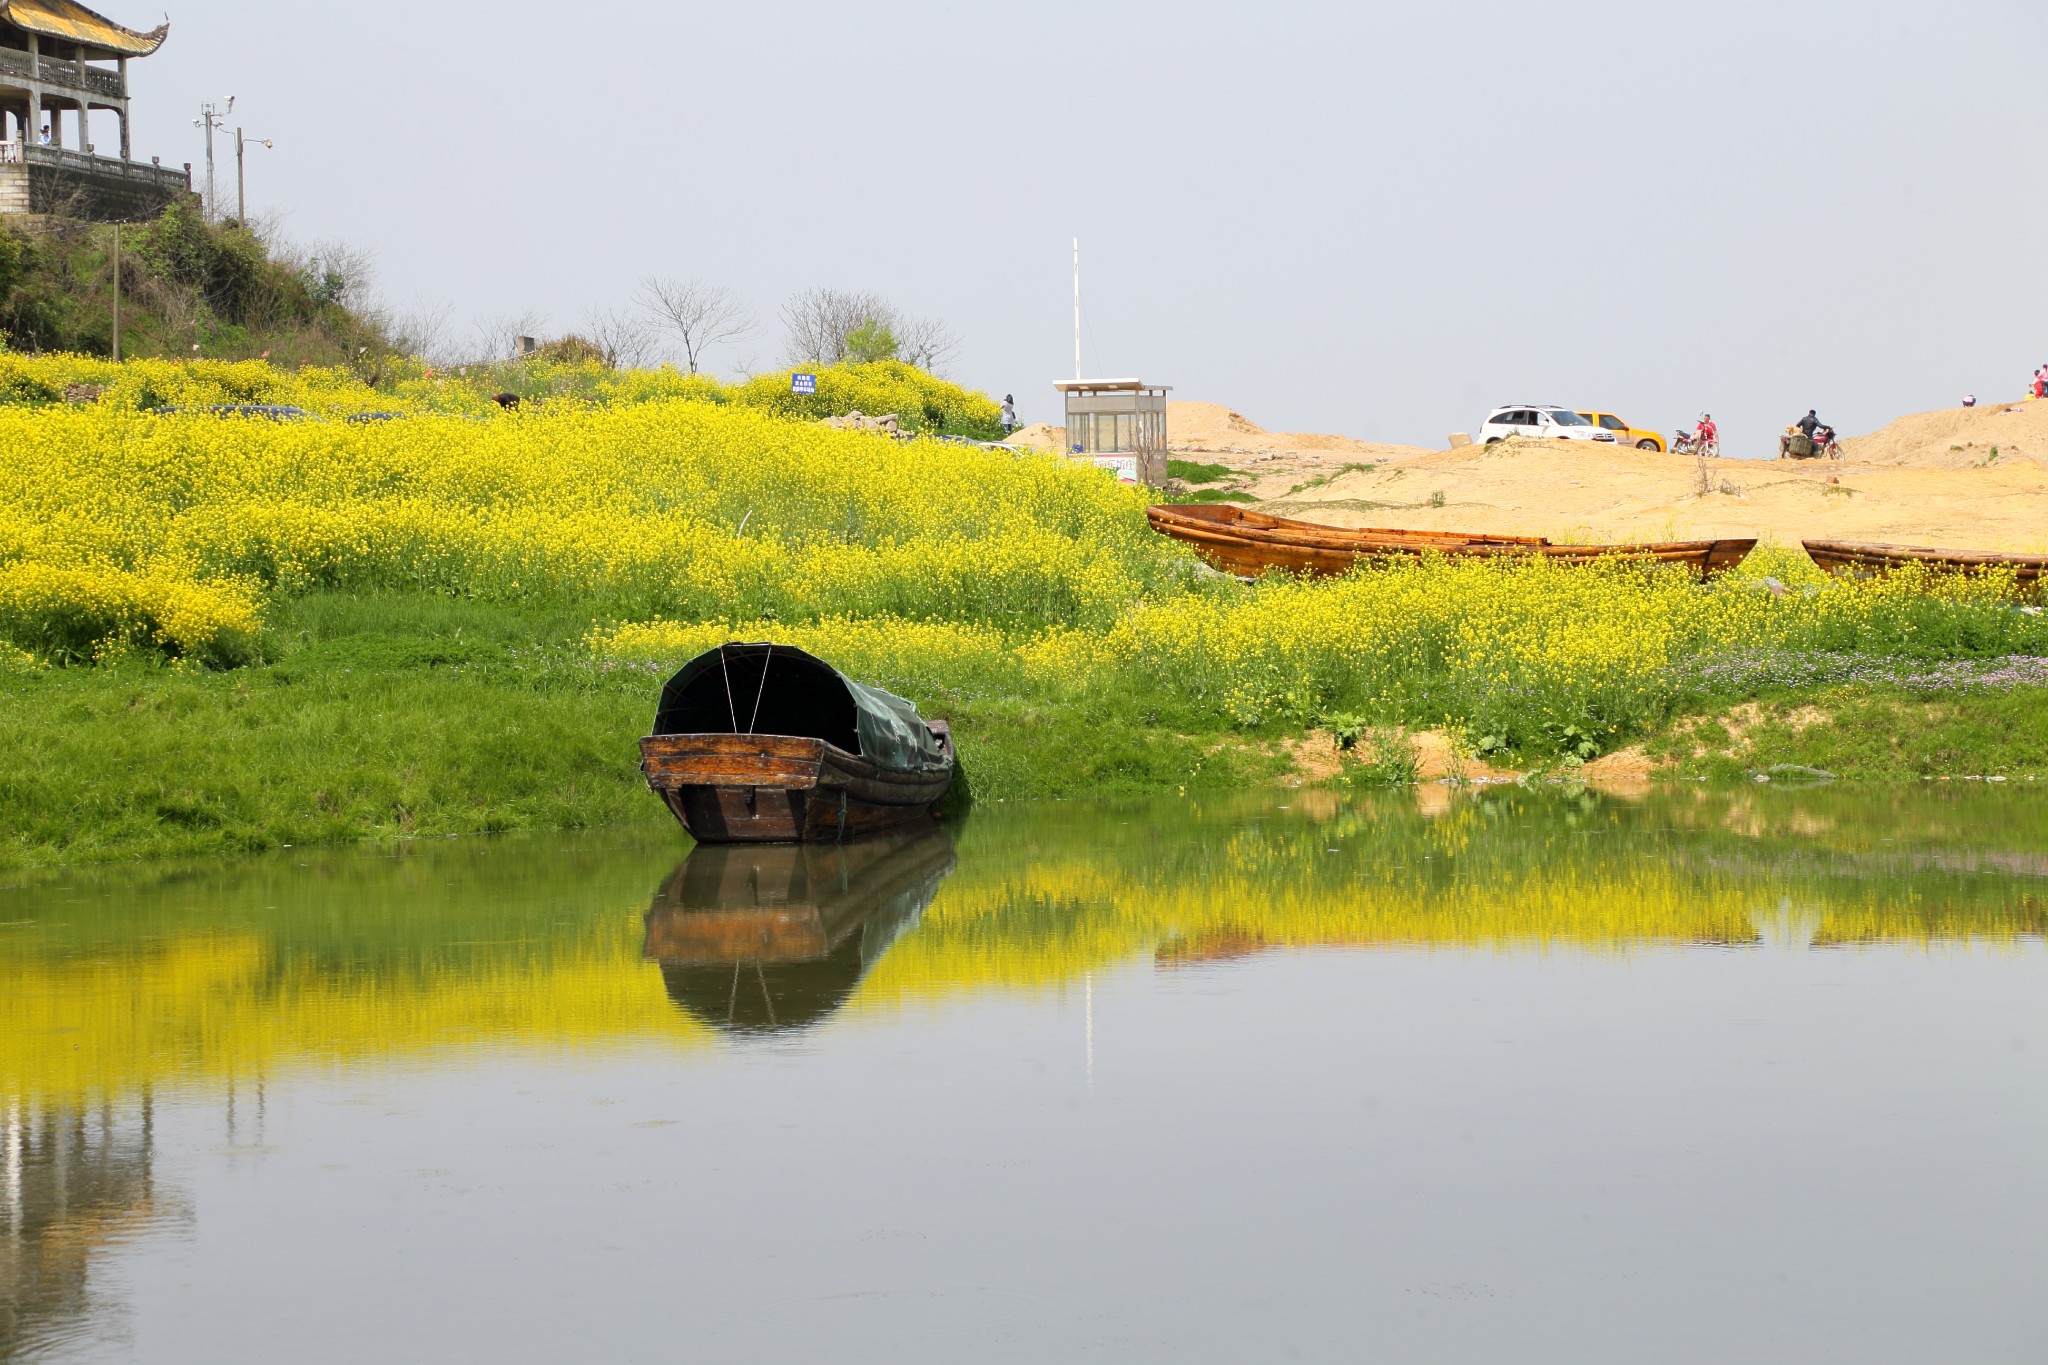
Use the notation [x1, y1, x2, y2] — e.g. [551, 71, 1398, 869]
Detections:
[234, 128, 272, 225]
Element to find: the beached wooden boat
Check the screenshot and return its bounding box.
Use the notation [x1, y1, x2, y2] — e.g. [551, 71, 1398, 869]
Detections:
[1802, 539, 2047, 588]
[1147, 504, 1756, 577]
[644, 829, 956, 1032]
[639, 643, 954, 844]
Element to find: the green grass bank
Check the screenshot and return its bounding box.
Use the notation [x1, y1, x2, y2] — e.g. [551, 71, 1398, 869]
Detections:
[0, 594, 1288, 870]
[6, 590, 2048, 871]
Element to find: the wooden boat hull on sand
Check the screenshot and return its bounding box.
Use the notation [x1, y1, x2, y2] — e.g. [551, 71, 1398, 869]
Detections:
[1147, 504, 1755, 578]
[1803, 539, 2047, 588]
[640, 728, 953, 843]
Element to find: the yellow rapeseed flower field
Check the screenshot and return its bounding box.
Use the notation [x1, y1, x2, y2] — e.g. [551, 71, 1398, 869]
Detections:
[4, 353, 2042, 755]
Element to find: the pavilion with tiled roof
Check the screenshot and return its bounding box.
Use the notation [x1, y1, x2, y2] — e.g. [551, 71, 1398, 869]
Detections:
[0, 0, 189, 218]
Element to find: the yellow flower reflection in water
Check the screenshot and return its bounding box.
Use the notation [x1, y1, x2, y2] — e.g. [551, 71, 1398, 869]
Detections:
[4, 790, 2045, 1108]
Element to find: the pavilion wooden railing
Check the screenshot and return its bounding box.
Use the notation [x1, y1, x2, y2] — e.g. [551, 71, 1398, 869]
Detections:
[0, 48, 125, 99]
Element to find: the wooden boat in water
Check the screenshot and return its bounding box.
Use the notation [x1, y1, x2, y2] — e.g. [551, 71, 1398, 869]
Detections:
[643, 828, 956, 1032]
[1147, 504, 1756, 578]
[1802, 539, 2047, 588]
[639, 643, 954, 844]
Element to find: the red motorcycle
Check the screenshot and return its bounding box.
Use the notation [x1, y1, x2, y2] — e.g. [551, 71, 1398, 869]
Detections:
[1780, 424, 1841, 460]
[1673, 427, 1719, 458]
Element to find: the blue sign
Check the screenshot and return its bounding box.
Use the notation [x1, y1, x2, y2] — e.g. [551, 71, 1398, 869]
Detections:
[792, 373, 817, 395]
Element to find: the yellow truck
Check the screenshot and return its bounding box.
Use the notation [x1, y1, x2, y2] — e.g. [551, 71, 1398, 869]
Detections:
[1576, 412, 1665, 452]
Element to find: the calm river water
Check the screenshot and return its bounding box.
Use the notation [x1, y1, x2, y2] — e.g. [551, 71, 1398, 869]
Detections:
[5, 785, 2048, 1363]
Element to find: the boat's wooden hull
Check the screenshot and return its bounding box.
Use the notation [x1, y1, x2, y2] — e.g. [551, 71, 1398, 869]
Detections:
[1803, 539, 2047, 588]
[639, 727, 953, 844]
[1147, 505, 1755, 578]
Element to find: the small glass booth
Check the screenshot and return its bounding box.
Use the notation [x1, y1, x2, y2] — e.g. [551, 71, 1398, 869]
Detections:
[1055, 379, 1169, 487]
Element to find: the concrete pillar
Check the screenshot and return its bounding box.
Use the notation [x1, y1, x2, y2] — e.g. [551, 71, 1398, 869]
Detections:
[118, 102, 129, 160]
[118, 56, 127, 98]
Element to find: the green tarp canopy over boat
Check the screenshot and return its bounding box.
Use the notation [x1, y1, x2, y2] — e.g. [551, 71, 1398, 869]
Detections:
[651, 643, 949, 776]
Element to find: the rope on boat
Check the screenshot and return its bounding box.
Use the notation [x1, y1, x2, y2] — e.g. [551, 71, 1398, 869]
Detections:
[718, 646, 739, 733]
[746, 645, 773, 735]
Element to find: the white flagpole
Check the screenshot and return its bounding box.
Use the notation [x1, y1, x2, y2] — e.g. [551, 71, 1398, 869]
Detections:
[1072, 237, 1082, 381]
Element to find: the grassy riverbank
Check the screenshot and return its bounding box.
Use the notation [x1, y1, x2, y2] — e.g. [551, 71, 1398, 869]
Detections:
[5, 587, 2046, 869]
[1647, 688, 2048, 782]
[0, 593, 1288, 869]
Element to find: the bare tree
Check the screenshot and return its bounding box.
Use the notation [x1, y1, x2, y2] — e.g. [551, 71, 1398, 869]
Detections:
[385, 300, 456, 364]
[636, 278, 752, 375]
[583, 305, 657, 370]
[897, 314, 961, 374]
[780, 287, 894, 367]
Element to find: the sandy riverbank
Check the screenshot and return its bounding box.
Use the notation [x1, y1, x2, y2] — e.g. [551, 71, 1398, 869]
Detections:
[1119, 398, 2048, 550]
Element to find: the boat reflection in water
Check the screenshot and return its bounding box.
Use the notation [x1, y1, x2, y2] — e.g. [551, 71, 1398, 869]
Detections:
[643, 827, 957, 1033]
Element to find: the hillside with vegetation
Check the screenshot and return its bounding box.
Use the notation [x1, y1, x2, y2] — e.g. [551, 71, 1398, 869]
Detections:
[0, 203, 395, 365]
[0, 205, 1005, 435]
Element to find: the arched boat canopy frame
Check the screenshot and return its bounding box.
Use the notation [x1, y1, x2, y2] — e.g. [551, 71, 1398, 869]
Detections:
[651, 643, 949, 776]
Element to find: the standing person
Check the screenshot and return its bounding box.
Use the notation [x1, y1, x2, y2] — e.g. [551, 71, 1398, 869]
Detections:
[1000, 393, 1018, 434]
[2034, 367, 2047, 400]
[37, 123, 50, 146]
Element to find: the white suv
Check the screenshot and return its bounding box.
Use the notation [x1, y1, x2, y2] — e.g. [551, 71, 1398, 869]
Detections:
[1478, 405, 1619, 445]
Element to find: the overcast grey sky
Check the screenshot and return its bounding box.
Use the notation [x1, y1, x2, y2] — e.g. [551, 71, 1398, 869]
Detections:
[126, 0, 2045, 457]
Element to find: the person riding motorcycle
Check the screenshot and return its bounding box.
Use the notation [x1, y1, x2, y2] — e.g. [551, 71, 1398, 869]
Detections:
[1797, 409, 1822, 439]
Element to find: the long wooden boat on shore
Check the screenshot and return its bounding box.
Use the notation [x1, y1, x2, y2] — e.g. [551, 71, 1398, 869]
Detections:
[639, 643, 954, 844]
[1802, 539, 2047, 588]
[1147, 504, 1756, 578]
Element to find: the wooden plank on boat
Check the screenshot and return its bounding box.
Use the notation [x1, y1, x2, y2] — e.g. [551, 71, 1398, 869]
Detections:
[639, 734, 827, 790]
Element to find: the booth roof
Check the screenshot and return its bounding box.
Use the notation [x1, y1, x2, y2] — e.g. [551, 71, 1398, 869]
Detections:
[1053, 379, 1173, 393]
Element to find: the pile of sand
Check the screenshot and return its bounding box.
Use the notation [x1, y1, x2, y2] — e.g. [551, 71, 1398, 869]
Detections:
[999, 403, 1433, 479]
[1263, 436, 2048, 552]
[1002, 422, 1066, 450]
[1835, 400, 2048, 469]
[1168, 401, 1434, 463]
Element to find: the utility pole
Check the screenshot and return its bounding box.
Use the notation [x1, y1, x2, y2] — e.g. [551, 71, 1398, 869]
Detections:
[234, 128, 272, 225]
[193, 96, 233, 220]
